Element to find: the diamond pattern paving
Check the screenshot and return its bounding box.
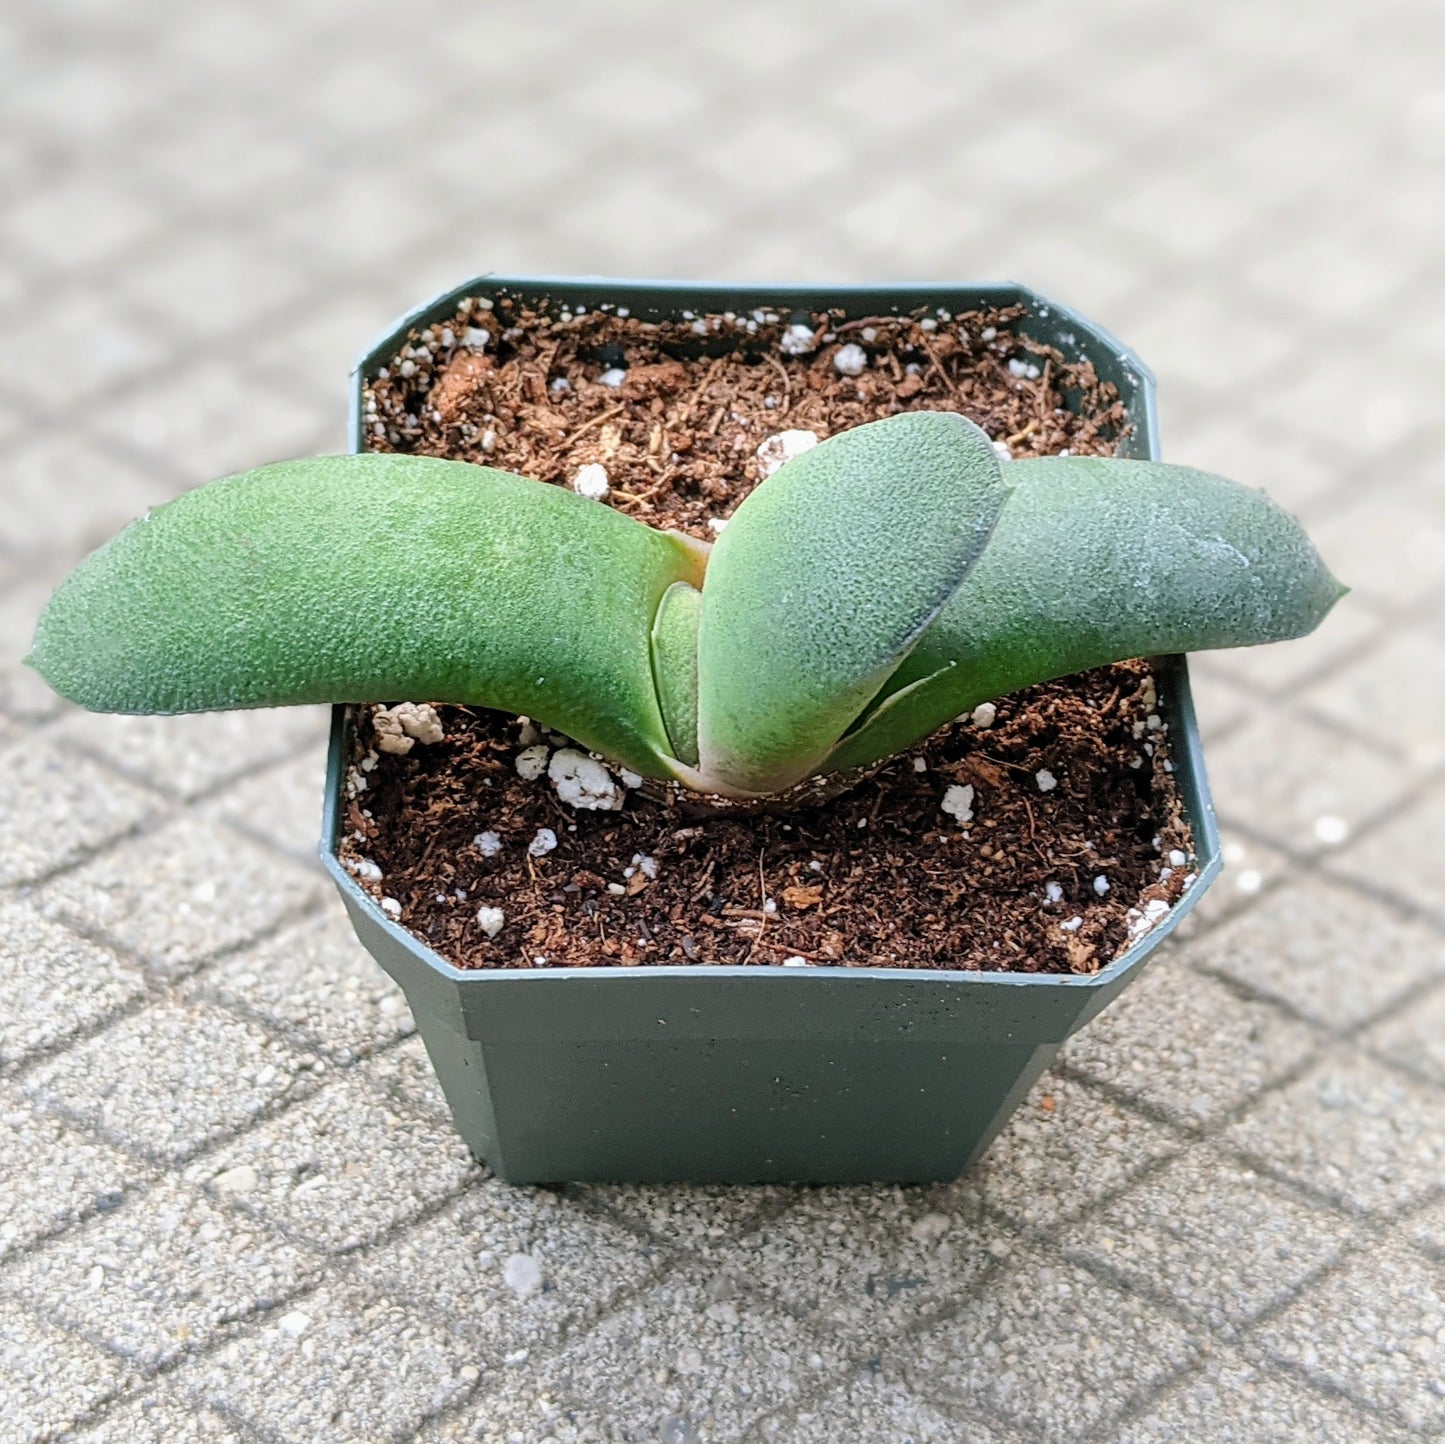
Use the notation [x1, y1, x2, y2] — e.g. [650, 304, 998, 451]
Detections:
[3, 1, 1445, 1440]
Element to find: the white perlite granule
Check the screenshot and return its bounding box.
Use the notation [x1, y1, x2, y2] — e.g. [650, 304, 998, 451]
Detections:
[1035, 769, 1058, 792]
[548, 748, 624, 810]
[970, 701, 997, 728]
[833, 343, 868, 376]
[528, 828, 558, 857]
[515, 745, 549, 781]
[473, 831, 502, 858]
[779, 322, 817, 356]
[476, 905, 505, 937]
[755, 429, 820, 478]
[1127, 898, 1171, 938]
[941, 783, 975, 824]
[372, 702, 445, 755]
[572, 462, 610, 500]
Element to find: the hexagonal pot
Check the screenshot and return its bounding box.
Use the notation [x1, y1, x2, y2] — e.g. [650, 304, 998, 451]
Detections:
[322, 277, 1223, 1184]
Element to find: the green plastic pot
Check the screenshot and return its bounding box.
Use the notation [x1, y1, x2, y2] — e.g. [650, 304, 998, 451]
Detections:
[322, 277, 1222, 1184]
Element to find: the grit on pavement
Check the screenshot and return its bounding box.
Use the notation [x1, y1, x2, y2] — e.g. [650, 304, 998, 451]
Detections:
[1, 3, 1443, 1441]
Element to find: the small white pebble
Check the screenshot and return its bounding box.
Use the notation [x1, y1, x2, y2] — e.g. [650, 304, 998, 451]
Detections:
[572, 462, 610, 500]
[549, 748, 624, 811]
[861, 326, 878, 343]
[607, 882, 626, 895]
[707, 517, 729, 534]
[992, 440, 1013, 462]
[1168, 849, 1188, 868]
[1146, 713, 1163, 731]
[463, 326, 491, 349]
[1007, 358, 1042, 380]
[779, 322, 817, 356]
[598, 367, 627, 388]
[473, 830, 502, 858]
[277, 1311, 311, 1337]
[549, 376, 571, 396]
[476, 905, 505, 938]
[1045, 881, 1064, 904]
[1313, 815, 1349, 845]
[1060, 916, 1084, 933]
[372, 701, 443, 754]
[912, 756, 928, 772]
[755, 429, 820, 478]
[346, 856, 383, 883]
[1235, 868, 1264, 894]
[941, 783, 975, 824]
[763, 898, 778, 915]
[970, 701, 997, 728]
[502, 1253, 543, 1299]
[1128, 898, 1171, 937]
[528, 828, 558, 857]
[919, 316, 938, 332]
[808, 859, 824, 872]
[833, 343, 868, 376]
[380, 897, 402, 918]
[1093, 875, 1110, 896]
[1035, 769, 1058, 793]
[619, 768, 643, 789]
[782, 956, 810, 967]
[515, 744, 549, 781]
[631, 853, 658, 880]
[980, 326, 997, 341]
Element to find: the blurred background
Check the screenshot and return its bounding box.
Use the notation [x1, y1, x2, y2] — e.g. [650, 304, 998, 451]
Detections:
[1, 3, 1443, 1441]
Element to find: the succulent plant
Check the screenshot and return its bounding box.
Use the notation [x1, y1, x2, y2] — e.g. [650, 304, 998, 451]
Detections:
[29, 411, 1343, 800]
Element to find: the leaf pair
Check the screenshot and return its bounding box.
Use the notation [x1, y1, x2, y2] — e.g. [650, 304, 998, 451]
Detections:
[28, 413, 1345, 798]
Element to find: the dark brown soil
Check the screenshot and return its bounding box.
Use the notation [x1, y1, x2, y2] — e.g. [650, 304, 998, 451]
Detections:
[362, 296, 1129, 543]
[344, 296, 1194, 974]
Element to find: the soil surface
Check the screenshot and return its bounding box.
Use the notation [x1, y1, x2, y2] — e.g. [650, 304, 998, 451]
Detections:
[344, 295, 1195, 974]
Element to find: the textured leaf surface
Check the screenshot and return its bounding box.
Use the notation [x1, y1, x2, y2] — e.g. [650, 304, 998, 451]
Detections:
[29, 454, 703, 778]
[823, 456, 1347, 773]
[695, 412, 1008, 794]
[650, 581, 702, 766]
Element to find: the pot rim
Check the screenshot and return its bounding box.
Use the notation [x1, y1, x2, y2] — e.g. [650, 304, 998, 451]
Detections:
[325, 274, 1222, 992]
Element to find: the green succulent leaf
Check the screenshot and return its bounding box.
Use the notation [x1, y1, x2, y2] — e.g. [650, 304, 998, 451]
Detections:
[28, 453, 705, 780]
[822, 456, 1347, 775]
[650, 580, 702, 767]
[693, 412, 1009, 795]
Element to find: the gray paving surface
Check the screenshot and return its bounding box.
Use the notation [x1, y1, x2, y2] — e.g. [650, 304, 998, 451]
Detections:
[1, 1, 1442, 1439]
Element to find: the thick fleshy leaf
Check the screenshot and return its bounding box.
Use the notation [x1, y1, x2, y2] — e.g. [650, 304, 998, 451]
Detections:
[694, 412, 1008, 795]
[822, 456, 1347, 774]
[29, 454, 704, 779]
[650, 580, 702, 766]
